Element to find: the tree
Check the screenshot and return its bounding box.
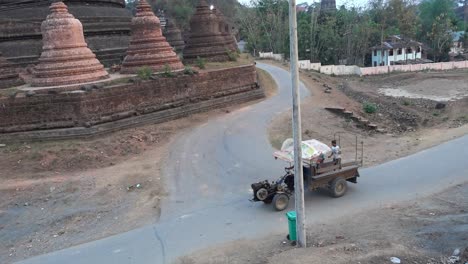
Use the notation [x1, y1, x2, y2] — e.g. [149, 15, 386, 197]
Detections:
[419, 0, 460, 60]
[428, 13, 457, 61]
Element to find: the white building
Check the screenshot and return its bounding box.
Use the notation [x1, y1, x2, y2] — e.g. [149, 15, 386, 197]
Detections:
[371, 36, 423, 66]
[450, 31, 465, 54]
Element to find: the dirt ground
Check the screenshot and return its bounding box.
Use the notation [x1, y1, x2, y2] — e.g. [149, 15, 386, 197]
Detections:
[266, 61, 468, 167]
[0, 67, 276, 263]
[174, 182, 468, 264]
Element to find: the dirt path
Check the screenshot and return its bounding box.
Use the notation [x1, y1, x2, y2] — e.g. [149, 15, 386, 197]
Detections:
[174, 182, 468, 264]
[0, 68, 277, 263]
[264, 60, 468, 167]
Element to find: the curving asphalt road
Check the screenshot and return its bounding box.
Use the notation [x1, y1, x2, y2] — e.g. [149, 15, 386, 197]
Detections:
[17, 63, 468, 264]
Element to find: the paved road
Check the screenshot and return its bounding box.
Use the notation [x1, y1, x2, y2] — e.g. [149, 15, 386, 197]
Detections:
[18, 63, 468, 264]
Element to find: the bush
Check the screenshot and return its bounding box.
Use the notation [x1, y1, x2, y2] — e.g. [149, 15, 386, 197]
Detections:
[402, 100, 411, 106]
[162, 64, 175, 78]
[183, 66, 197, 75]
[227, 49, 239, 61]
[363, 102, 377, 114]
[137, 66, 153, 80]
[196, 56, 206, 69]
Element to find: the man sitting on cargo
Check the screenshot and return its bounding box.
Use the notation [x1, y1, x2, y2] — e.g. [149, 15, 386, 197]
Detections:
[328, 140, 341, 164]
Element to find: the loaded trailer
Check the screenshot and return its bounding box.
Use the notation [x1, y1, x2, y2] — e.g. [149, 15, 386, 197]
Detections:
[251, 136, 363, 211]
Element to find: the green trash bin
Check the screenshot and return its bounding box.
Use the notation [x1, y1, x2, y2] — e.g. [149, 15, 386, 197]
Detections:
[286, 211, 297, 241]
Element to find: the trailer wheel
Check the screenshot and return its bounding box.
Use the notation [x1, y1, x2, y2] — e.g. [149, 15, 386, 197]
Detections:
[329, 177, 347, 198]
[272, 193, 289, 211]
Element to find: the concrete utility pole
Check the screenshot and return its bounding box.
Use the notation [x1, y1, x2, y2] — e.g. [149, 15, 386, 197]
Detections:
[288, 0, 307, 247]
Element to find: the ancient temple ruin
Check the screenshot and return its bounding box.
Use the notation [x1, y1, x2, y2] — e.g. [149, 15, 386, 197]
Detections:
[121, 0, 184, 74]
[0, 0, 131, 66]
[183, 0, 237, 62]
[0, 53, 24, 89]
[163, 18, 186, 53]
[213, 7, 238, 52]
[31, 2, 109, 87]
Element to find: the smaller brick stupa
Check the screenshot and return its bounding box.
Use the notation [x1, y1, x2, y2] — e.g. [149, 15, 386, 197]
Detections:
[31, 2, 109, 87]
[0, 53, 24, 89]
[213, 7, 237, 51]
[183, 0, 237, 62]
[121, 0, 184, 74]
[163, 18, 185, 53]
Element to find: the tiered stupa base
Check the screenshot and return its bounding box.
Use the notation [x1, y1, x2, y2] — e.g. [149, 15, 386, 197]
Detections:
[0, 54, 24, 89]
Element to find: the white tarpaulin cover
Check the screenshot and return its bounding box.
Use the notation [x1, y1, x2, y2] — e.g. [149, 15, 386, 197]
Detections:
[274, 138, 331, 164]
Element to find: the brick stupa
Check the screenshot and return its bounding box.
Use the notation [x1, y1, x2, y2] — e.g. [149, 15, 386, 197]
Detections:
[0, 0, 131, 67]
[163, 18, 185, 53]
[213, 7, 238, 52]
[121, 0, 184, 74]
[183, 0, 237, 62]
[0, 53, 24, 89]
[31, 2, 109, 87]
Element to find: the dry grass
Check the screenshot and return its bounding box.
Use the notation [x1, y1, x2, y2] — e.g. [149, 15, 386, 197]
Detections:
[257, 68, 278, 98]
[199, 53, 255, 70]
[0, 87, 19, 98]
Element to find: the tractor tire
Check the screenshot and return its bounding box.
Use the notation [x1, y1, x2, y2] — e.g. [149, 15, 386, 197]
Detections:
[255, 187, 269, 201]
[329, 177, 348, 198]
[272, 193, 289, 211]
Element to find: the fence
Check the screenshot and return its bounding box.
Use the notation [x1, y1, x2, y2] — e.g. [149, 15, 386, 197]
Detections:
[297, 60, 468, 76]
[258, 52, 284, 61]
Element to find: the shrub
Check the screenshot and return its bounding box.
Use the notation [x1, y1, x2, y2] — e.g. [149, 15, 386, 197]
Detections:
[162, 64, 175, 78]
[402, 100, 411, 106]
[183, 66, 197, 75]
[196, 56, 206, 69]
[226, 50, 237, 61]
[227, 49, 239, 61]
[137, 66, 153, 80]
[363, 102, 377, 114]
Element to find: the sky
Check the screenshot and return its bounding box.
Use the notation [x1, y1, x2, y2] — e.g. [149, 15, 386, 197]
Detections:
[238, 0, 370, 8]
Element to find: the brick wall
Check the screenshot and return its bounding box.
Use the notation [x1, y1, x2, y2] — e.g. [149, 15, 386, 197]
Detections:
[0, 65, 258, 133]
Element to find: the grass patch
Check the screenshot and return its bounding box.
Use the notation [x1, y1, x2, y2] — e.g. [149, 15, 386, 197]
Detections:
[363, 102, 378, 114]
[137, 66, 153, 80]
[227, 49, 239, 61]
[196, 56, 206, 69]
[198, 53, 254, 70]
[162, 64, 176, 78]
[402, 100, 411, 106]
[0, 87, 19, 98]
[105, 77, 133, 87]
[183, 66, 197, 75]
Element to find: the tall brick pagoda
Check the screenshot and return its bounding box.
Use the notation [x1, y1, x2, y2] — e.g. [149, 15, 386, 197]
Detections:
[121, 0, 184, 74]
[183, 0, 237, 62]
[0, 0, 131, 66]
[0, 53, 24, 89]
[31, 2, 109, 87]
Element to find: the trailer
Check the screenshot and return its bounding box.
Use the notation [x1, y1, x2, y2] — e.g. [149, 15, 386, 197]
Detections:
[250, 135, 363, 211]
